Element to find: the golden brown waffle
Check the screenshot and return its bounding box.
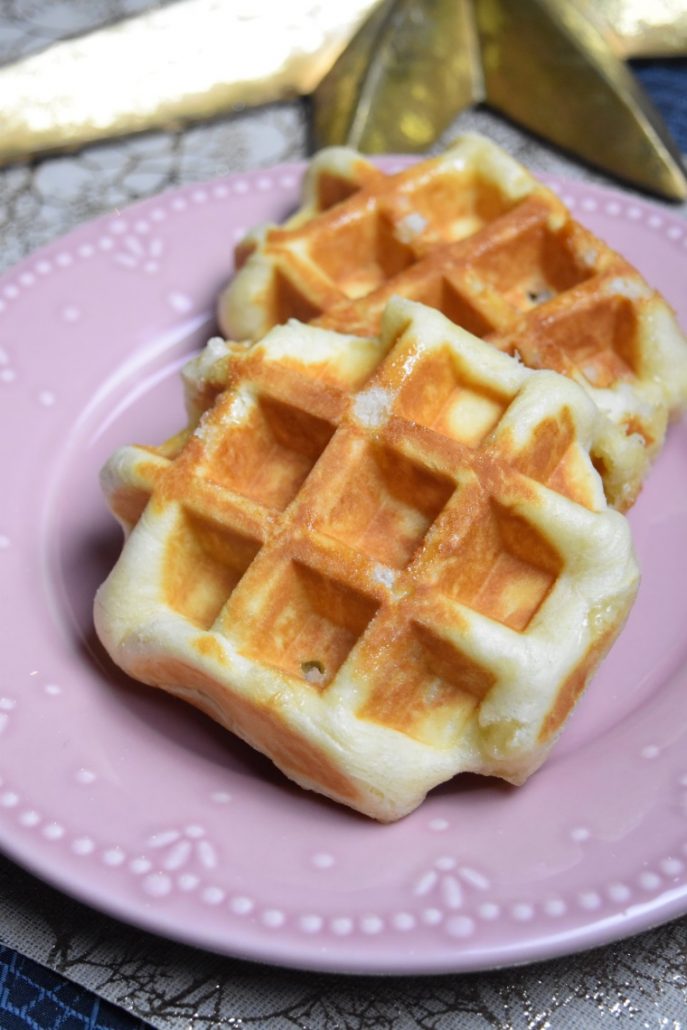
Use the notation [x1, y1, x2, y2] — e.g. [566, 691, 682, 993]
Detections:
[218, 135, 687, 510]
[96, 299, 639, 821]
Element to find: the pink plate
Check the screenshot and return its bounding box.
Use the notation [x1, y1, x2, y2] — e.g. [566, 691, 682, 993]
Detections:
[1, 160, 687, 975]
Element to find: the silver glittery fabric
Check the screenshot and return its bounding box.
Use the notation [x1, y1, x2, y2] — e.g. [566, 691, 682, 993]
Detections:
[1, 2, 687, 1027]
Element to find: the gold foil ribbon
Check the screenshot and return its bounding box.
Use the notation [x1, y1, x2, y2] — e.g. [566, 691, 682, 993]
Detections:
[0, 0, 382, 164]
[595, 0, 687, 57]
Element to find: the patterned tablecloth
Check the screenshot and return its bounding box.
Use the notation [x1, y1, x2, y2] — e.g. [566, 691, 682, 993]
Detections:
[2, 2, 687, 1027]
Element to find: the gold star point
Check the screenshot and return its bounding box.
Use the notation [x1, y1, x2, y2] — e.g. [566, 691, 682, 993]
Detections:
[312, 0, 687, 200]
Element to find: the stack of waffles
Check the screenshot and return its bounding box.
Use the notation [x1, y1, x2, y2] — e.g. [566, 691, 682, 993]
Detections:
[95, 134, 687, 821]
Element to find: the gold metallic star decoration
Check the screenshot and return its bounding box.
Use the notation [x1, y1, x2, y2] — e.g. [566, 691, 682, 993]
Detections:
[0, 0, 685, 198]
[311, 0, 687, 199]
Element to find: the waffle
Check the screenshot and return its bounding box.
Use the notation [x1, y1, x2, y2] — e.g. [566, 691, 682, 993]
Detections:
[218, 134, 687, 511]
[96, 299, 639, 822]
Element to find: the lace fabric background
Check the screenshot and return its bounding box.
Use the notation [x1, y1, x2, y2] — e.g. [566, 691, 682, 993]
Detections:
[1, 2, 687, 1027]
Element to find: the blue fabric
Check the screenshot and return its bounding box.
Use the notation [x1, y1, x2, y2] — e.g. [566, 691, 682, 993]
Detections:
[633, 59, 687, 152]
[0, 948, 148, 1030]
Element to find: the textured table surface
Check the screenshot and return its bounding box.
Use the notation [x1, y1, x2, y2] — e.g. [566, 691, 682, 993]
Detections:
[2, 2, 687, 1028]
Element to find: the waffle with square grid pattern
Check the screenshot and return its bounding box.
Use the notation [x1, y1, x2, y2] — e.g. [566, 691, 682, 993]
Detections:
[218, 134, 687, 511]
[95, 299, 639, 821]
